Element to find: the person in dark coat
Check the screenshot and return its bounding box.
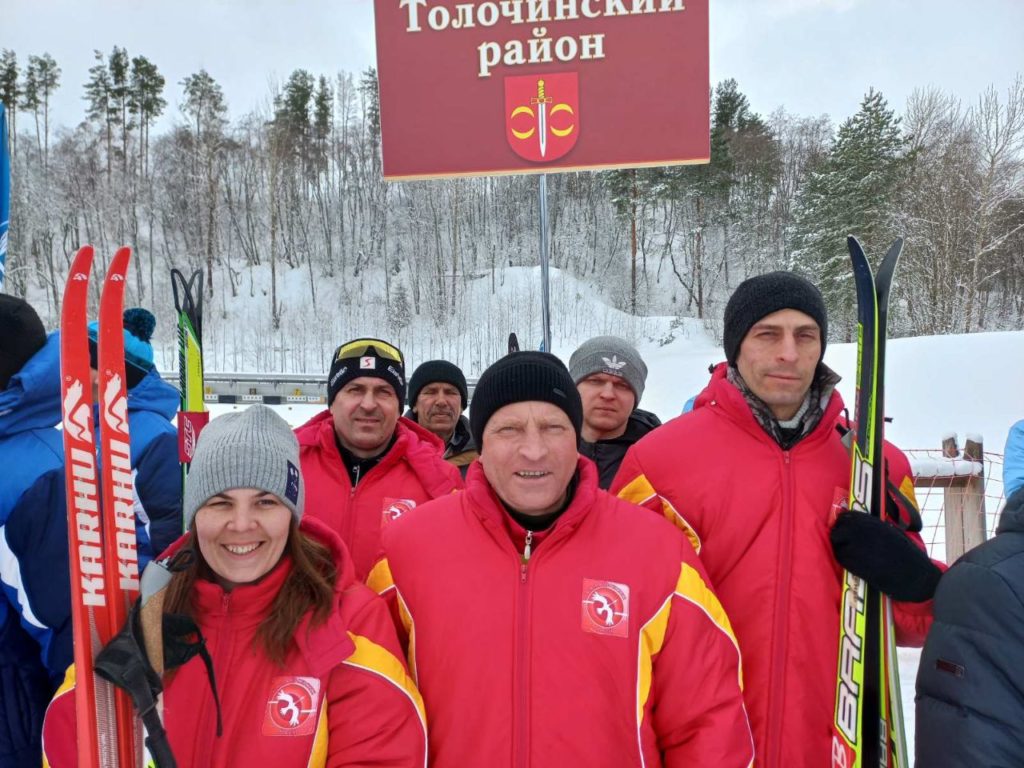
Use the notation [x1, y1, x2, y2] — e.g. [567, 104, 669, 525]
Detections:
[915, 419, 1024, 766]
[406, 359, 478, 477]
[0, 296, 71, 768]
[568, 336, 660, 488]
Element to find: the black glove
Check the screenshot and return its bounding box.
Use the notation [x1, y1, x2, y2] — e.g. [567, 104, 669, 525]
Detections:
[94, 601, 178, 768]
[830, 511, 942, 602]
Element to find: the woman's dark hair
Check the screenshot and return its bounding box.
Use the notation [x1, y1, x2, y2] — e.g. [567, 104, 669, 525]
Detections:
[162, 518, 337, 665]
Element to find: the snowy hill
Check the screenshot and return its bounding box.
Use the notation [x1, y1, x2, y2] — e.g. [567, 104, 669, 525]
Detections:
[167, 261, 1020, 460]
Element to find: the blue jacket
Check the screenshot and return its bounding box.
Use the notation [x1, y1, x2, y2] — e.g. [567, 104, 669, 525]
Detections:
[915, 486, 1024, 765]
[124, 368, 182, 566]
[1005, 419, 1024, 500]
[0, 333, 72, 766]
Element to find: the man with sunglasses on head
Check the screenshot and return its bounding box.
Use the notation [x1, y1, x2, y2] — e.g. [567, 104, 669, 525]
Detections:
[296, 338, 463, 580]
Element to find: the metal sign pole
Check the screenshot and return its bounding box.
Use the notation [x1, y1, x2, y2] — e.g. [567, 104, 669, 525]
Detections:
[538, 173, 552, 353]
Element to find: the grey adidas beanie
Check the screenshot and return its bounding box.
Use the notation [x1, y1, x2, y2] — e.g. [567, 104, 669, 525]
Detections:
[568, 336, 647, 405]
[183, 405, 304, 529]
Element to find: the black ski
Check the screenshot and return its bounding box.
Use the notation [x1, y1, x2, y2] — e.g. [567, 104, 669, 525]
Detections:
[832, 235, 906, 768]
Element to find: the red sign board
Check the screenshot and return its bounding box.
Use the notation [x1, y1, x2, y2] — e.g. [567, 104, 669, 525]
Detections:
[373, 0, 709, 179]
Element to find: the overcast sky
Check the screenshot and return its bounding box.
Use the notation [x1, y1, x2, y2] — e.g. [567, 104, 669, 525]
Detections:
[3, 0, 1022, 134]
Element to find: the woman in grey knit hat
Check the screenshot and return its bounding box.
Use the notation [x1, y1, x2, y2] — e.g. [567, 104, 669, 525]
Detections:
[44, 405, 426, 768]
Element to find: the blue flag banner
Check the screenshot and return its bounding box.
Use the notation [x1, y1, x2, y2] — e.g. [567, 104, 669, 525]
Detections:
[0, 102, 9, 290]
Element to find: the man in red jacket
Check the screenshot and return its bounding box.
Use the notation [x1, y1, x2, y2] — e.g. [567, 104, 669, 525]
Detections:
[370, 350, 755, 767]
[612, 272, 943, 767]
[296, 338, 462, 580]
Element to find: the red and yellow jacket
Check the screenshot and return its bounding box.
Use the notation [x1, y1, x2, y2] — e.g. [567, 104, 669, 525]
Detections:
[43, 518, 426, 768]
[369, 459, 755, 768]
[296, 413, 463, 580]
[611, 364, 935, 768]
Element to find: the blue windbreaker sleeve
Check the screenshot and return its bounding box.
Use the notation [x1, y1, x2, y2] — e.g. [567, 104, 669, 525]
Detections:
[1004, 419, 1024, 500]
[0, 467, 73, 684]
[133, 429, 183, 563]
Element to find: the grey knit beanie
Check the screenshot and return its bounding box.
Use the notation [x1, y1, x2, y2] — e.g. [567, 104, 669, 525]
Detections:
[568, 336, 647, 405]
[183, 405, 304, 529]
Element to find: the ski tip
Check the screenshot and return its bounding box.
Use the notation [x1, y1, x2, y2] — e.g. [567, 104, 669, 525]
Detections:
[846, 235, 867, 261]
[65, 245, 96, 290]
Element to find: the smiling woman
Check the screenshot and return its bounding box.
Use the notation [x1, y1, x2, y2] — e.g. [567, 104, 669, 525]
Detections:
[43, 405, 427, 768]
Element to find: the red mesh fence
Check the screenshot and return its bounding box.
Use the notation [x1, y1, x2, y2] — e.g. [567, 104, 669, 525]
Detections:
[906, 449, 1006, 563]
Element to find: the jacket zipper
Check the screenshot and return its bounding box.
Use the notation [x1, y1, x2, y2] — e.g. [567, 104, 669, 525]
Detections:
[346, 465, 360, 551]
[515, 530, 533, 768]
[768, 450, 794, 766]
[198, 592, 233, 761]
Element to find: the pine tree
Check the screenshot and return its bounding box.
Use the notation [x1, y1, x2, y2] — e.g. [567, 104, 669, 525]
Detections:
[790, 89, 912, 337]
[129, 54, 165, 178]
[108, 47, 132, 174]
[23, 53, 61, 168]
[181, 69, 228, 296]
[389, 282, 412, 335]
[85, 50, 115, 178]
[0, 50, 19, 156]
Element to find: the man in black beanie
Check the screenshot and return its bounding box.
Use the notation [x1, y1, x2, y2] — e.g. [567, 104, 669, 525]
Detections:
[295, 337, 462, 581]
[369, 349, 754, 766]
[406, 359, 478, 476]
[612, 270, 943, 766]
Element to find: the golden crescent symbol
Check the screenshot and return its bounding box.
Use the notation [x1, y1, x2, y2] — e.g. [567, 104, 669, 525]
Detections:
[510, 105, 535, 140]
[550, 102, 575, 136]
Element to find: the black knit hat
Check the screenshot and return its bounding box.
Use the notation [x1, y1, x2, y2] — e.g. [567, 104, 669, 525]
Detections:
[327, 338, 406, 405]
[0, 295, 47, 390]
[408, 359, 468, 411]
[470, 351, 583, 449]
[723, 271, 828, 366]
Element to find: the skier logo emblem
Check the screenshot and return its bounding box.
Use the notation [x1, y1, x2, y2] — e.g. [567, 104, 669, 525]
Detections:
[360, 356, 376, 369]
[505, 72, 579, 163]
[263, 677, 321, 736]
[581, 579, 629, 637]
[62, 379, 93, 443]
[101, 374, 129, 434]
[382, 498, 416, 526]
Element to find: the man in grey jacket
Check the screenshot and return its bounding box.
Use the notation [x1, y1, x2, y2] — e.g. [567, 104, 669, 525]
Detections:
[568, 336, 661, 489]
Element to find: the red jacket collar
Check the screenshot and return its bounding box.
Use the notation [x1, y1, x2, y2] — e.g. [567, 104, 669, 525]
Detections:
[695, 362, 845, 449]
[295, 410, 455, 493]
[463, 457, 600, 552]
[154, 516, 359, 676]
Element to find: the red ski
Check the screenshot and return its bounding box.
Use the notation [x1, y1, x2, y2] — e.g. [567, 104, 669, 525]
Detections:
[96, 245, 143, 766]
[60, 245, 116, 768]
[60, 245, 142, 767]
